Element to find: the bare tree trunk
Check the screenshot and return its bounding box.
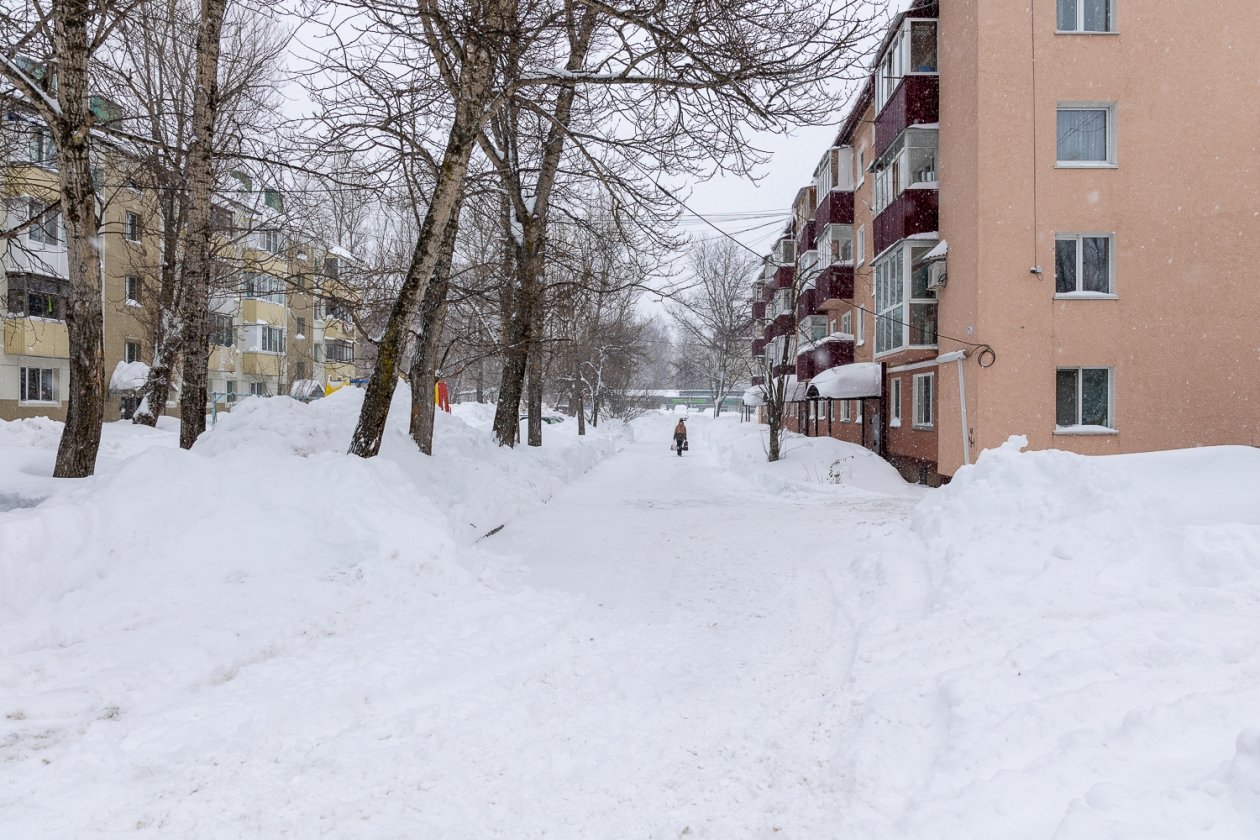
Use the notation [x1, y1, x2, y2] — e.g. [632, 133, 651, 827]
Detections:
[133, 187, 183, 426]
[474, 357, 484, 402]
[573, 349, 585, 436]
[408, 204, 461, 454]
[175, 0, 228, 450]
[525, 284, 544, 447]
[50, 2, 106, 477]
[350, 14, 504, 458]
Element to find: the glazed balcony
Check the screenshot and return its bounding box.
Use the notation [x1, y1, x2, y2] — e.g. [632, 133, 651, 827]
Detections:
[875, 74, 939, 156]
[873, 188, 939, 256]
[814, 190, 855, 229]
[816, 264, 855, 302]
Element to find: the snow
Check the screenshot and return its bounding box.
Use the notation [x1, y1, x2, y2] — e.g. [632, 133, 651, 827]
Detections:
[807, 361, 882, 399]
[108, 360, 150, 392]
[1, 409, 1258, 837]
[923, 238, 948, 261]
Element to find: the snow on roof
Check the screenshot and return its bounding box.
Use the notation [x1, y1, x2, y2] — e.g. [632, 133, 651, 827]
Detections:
[327, 244, 360, 263]
[924, 239, 948, 261]
[796, 332, 856, 357]
[807, 363, 882, 400]
[109, 360, 150, 392]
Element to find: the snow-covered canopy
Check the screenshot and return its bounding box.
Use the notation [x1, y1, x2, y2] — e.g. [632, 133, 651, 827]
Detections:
[109, 360, 150, 393]
[923, 239, 948, 262]
[289, 380, 324, 400]
[742, 387, 765, 407]
[807, 363, 882, 400]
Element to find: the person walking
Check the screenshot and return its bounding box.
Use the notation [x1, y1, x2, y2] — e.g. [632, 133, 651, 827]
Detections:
[673, 418, 688, 456]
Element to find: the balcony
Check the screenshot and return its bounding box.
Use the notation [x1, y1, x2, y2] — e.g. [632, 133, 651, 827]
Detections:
[751, 375, 765, 386]
[875, 74, 939, 156]
[795, 332, 855, 382]
[771, 362, 795, 378]
[751, 301, 767, 321]
[814, 190, 855, 229]
[795, 287, 820, 319]
[751, 337, 768, 356]
[770, 310, 794, 336]
[774, 265, 795, 290]
[797, 219, 817, 254]
[3, 317, 69, 358]
[873, 188, 939, 256]
[816, 264, 855, 302]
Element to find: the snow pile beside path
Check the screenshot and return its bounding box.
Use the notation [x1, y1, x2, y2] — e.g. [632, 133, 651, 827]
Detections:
[698, 415, 919, 497]
[197, 388, 629, 541]
[832, 436, 1260, 839]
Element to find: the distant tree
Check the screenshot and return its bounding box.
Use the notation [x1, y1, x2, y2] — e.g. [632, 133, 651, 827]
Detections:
[670, 238, 758, 417]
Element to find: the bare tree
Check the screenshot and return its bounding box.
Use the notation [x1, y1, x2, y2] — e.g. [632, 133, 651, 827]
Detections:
[0, 0, 144, 476]
[670, 237, 757, 417]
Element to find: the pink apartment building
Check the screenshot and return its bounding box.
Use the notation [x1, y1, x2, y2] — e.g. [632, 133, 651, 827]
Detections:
[753, 0, 1260, 483]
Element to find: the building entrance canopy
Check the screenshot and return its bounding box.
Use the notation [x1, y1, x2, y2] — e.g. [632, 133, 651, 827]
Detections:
[806, 363, 883, 400]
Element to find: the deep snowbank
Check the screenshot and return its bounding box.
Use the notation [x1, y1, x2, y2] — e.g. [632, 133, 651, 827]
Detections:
[697, 413, 921, 497]
[832, 436, 1260, 839]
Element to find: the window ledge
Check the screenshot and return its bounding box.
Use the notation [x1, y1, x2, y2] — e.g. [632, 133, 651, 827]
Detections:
[1055, 162, 1119, 169]
[1055, 292, 1117, 300]
[1054, 426, 1118, 436]
[125, 299, 142, 307]
[19, 400, 60, 406]
[1054, 30, 1119, 36]
[911, 424, 934, 431]
[889, 420, 901, 428]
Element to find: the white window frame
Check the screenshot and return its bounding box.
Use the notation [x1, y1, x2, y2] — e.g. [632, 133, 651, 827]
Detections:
[912, 372, 934, 429]
[249, 381, 267, 397]
[124, 274, 141, 303]
[875, 242, 939, 358]
[856, 225, 866, 266]
[856, 148, 866, 189]
[1055, 366, 1116, 433]
[19, 366, 58, 404]
[124, 340, 141, 364]
[260, 325, 285, 354]
[840, 399, 851, 422]
[1054, 233, 1116, 297]
[25, 198, 61, 246]
[1056, 0, 1116, 34]
[840, 310, 853, 336]
[890, 377, 902, 427]
[856, 306, 866, 345]
[1056, 102, 1117, 168]
[124, 211, 141, 242]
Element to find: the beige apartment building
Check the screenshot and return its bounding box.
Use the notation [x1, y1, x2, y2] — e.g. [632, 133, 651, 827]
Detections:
[754, 0, 1260, 482]
[2, 110, 358, 424]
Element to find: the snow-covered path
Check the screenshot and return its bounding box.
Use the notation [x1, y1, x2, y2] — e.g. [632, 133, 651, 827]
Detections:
[462, 416, 920, 836]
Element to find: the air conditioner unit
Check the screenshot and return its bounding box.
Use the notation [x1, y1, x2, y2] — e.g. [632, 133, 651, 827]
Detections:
[926, 260, 948, 291]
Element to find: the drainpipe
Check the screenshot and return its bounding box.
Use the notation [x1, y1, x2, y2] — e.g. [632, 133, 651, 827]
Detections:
[937, 350, 970, 467]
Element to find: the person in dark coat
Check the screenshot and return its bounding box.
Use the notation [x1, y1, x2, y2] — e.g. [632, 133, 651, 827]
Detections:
[673, 418, 688, 454]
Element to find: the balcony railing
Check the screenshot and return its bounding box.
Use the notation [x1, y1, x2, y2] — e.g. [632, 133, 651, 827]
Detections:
[752, 301, 767, 321]
[814, 190, 855, 228]
[774, 265, 796, 289]
[797, 219, 817, 254]
[795, 288, 820, 320]
[873, 188, 939, 256]
[816, 264, 855, 302]
[875, 74, 939, 156]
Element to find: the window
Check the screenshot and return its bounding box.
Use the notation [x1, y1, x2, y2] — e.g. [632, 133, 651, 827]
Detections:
[323, 297, 352, 322]
[124, 211, 141, 242]
[243, 273, 286, 305]
[296, 316, 306, 337]
[856, 225, 865, 265]
[226, 380, 237, 403]
[211, 206, 234, 234]
[1057, 0, 1114, 32]
[891, 378, 902, 427]
[314, 342, 323, 363]
[855, 398, 862, 423]
[125, 274, 141, 303]
[20, 367, 57, 402]
[856, 306, 865, 344]
[323, 256, 340, 280]
[263, 188, 285, 213]
[840, 400, 851, 422]
[821, 224, 854, 266]
[857, 148, 866, 187]
[6, 274, 68, 320]
[913, 373, 934, 428]
[25, 128, 56, 169]
[908, 246, 939, 345]
[260, 228, 284, 255]
[1056, 367, 1113, 429]
[261, 326, 285, 354]
[26, 198, 61, 245]
[875, 18, 939, 109]
[875, 243, 938, 355]
[873, 128, 939, 214]
[840, 310, 853, 336]
[1055, 234, 1114, 294]
[325, 339, 354, 364]
[249, 382, 267, 397]
[1057, 104, 1116, 166]
[875, 249, 905, 354]
[210, 313, 234, 346]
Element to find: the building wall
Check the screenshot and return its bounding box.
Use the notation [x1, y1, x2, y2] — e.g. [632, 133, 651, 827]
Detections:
[937, 0, 1260, 474]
